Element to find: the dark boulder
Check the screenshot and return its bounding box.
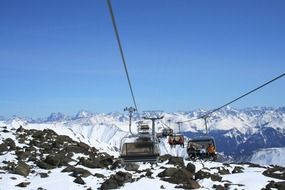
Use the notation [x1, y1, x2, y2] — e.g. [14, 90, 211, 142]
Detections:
[4, 138, 16, 150]
[175, 180, 200, 189]
[112, 171, 132, 186]
[211, 174, 222, 182]
[55, 135, 73, 144]
[32, 130, 45, 140]
[99, 156, 114, 167]
[216, 167, 231, 175]
[61, 166, 75, 173]
[186, 162, 196, 173]
[14, 161, 31, 177]
[158, 167, 199, 189]
[232, 166, 244, 174]
[44, 155, 60, 166]
[16, 150, 32, 161]
[36, 160, 56, 170]
[213, 184, 226, 190]
[195, 169, 222, 182]
[77, 142, 90, 151]
[145, 169, 153, 178]
[124, 163, 139, 172]
[79, 157, 103, 168]
[195, 170, 211, 180]
[100, 177, 118, 190]
[16, 126, 24, 133]
[73, 176, 85, 185]
[0, 143, 8, 153]
[28, 156, 38, 162]
[100, 171, 132, 190]
[71, 168, 92, 178]
[110, 160, 122, 170]
[3, 161, 16, 171]
[65, 145, 88, 154]
[247, 162, 266, 168]
[39, 173, 49, 178]
[94, 173, 105, 178]
[16, 182, 30, 187]
[59, 157, 74, 166]
[43, 129, 57, 136]
[263, 166, 285, 180]
[262, 180, 285, 190]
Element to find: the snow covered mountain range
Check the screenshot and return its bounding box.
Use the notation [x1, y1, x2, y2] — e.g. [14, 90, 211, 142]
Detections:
[1, 106, 285, 163]
[1, 106, 285, 189]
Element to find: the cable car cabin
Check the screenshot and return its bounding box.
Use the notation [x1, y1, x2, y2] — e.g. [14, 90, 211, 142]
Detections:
[168, 134, 184, 147]
[120, 137, 160, 163]
[187, 136, 217, 161]
[162, 128, 173, 137]
[137, 123, 151, 139]
[138, 123, 150, 131]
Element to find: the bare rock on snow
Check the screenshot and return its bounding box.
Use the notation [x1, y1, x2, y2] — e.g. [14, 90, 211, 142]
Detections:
[124, 163, 139, 172]
[186, 162, 196, 173]
[263, 166, 285, 180]
[158, 167, 200, 189]
[262, 180, 285, 190]
[14, 161, 31, 177]
[73, 176, 86, 185]
[232, 166, 244, 174]
[100, 171, 132, 190]
[16, 182, 30, 187]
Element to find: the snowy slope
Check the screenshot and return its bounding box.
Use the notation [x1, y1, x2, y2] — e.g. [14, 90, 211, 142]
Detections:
[1, 125, 285, 190]
[250, 147, 285, 167]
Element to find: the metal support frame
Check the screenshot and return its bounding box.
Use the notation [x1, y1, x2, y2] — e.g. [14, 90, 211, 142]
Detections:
[124, 107, 137, 135]
[143, 115, 164, 140]
[176, 121, 182, 133]
[202, 116, 208, 135]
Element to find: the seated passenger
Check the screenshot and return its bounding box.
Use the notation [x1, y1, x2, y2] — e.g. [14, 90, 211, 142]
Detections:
[200, 145, 206, 159]
[207, 143, 216, 157]
[178, 136, 184, 147]
[168, 136, 174, 148]
[187, 144, 196, 159]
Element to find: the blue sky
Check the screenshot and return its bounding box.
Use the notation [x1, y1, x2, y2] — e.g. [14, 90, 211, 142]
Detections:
[0, 0, 285, 118]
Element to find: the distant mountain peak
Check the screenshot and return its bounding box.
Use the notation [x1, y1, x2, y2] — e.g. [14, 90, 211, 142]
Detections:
[46, 112, 68, 122]
[75, 110, 93, 119]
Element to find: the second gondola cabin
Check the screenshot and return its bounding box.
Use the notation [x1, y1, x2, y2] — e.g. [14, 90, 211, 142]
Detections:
[186, 136, 217, 161]
[120, 136, 160, 163]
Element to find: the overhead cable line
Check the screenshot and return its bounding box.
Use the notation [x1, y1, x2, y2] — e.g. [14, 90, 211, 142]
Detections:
[107, 0, 138, 111]
[182, 72, 285, 123]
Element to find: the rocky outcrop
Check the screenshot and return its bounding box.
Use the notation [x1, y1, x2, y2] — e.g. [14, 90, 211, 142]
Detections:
[232, 166, 244, 174]
[70, 168, 92, 178]
[100, 171, 132, 190]
[262, 180, 285, 190]
[263, 166, 285, 180]
[0, 127, 116, 181]
[14, 161, 31, 177]
[124, 163, 139, 172]
[16, 182, 30, 187]
[73, 176, 85, 185]
[186, 162, 196, 173]
[158, 167, 200, 189]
